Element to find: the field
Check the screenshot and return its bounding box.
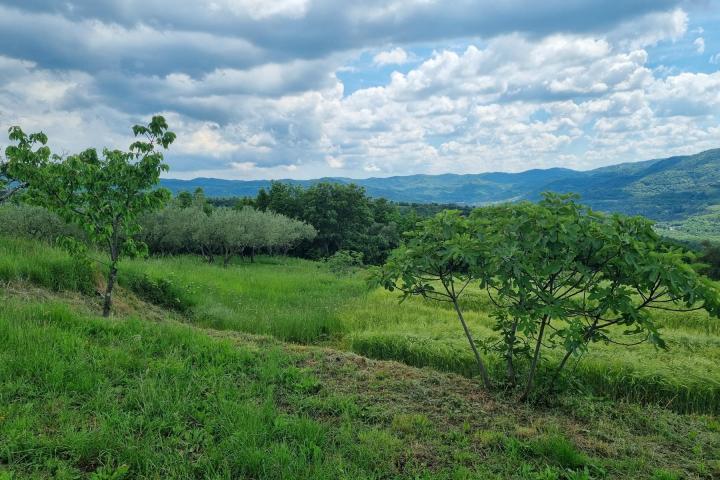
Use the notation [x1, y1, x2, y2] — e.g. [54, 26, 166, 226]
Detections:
[655, 205, 720, 243]
[1, 236, 719, 479]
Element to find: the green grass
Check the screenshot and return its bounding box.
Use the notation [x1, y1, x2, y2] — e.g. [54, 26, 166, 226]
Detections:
[0, 298, 416, 479]
[1, 296, 719, 479]
[119, 255, 367, 343]
[0, 236, 96, 294]
[345, 290, 720, 414]
[1, 236, 720, 478]
[3, 235, 720, 415]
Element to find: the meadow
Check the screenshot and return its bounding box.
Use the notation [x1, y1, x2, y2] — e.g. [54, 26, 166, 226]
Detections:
[1, 235, 719, 479]
[117, 247, 720, 415]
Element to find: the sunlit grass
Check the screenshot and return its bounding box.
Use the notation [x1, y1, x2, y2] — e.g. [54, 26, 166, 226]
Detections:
[0, 236, 96, 294]
[120, 254, 367, 343]
[3, 235, 720, 413]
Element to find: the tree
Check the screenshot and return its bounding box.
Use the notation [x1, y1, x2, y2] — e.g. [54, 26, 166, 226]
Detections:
[372, 210, 493, 389]
[375, 194, 720, 399]
[476, 194, 720, 399]
[1, 129, 50, 203]
[698, 240, 720, 280]
[7, 116, 176, 317]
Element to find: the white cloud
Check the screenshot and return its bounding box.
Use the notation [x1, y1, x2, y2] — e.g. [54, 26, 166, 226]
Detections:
[207, 0, 310, 20]
[608, 8, 687, 48]
[373, 47, 410, 66]
[230, 161, 257, 171]
[1, 2, 718, 180]
[694, 37, 706, 54]
[325, 155, 344, 168]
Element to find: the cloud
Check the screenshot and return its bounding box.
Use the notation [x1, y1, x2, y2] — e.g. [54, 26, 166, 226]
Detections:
[373, 47, 410, 66]
[693, 37, 705, 54]
[608, 8, 687, 48]
[325, 155, 345, 168]
[1, 0, 718, 180]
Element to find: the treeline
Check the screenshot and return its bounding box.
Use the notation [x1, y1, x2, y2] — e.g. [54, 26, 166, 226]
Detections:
[233, 182, 470, 264]
[0, 194, 316, 266]
[0, 181, 467, 267]
[138, 191, 315, 264]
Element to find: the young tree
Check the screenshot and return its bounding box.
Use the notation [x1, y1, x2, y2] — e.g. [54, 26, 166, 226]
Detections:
[375, 194, 720, 399]
[372, 211, 493, 389]
[475, 194, 720, 400]
[7, 116, 176, 317]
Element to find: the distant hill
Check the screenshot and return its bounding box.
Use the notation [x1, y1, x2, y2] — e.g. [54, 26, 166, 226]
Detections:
[161, 148, 720, 221]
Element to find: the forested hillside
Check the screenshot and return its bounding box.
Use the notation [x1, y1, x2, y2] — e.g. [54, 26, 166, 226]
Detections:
[163, 148, 720, 221]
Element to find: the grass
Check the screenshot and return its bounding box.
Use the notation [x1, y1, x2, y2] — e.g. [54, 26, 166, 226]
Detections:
[0, 237, 96, 294]
[3, 236, 720, 413]
[2, 234, 720, 412]
[1, 294, 719, 479]
[0, 297, 410, 479]
[0, 235, 719, 478]
[119, 255, 366, 343]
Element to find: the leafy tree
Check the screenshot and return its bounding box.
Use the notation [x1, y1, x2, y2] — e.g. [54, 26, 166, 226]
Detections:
[254, 181, 401, 262]
[698, 240, 720, 280]
[1, 129, 51, 203]
[372, 211, 493, 388]
[476, 194, 720, 399]
[326, 250, 364, 276]
[6, 116, 176, 317]
[138, 201, 316, 264]
[0, 203, 82, 243]
[375, 194, 720, 399]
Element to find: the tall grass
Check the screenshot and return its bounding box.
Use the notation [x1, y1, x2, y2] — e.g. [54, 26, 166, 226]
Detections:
[120, 255, 368, 343]
[3, 235, 720, 414]
[0, 236, 96, 294]
[341, 289, 720, 414]
[0, 298, 416, 479]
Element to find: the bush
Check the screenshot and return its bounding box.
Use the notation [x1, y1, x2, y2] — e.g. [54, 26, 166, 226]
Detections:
[119, 272, 197, 313]
[0, 203, 82, 244]
[325, 250, 363, 275]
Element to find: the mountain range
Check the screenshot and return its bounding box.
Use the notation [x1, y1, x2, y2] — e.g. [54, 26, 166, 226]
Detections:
[161, 148, 720, 221]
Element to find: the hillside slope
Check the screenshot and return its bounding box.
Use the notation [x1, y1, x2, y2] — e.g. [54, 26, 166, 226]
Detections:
[1, 238, 719, 479]
[162, 148, 720, 220]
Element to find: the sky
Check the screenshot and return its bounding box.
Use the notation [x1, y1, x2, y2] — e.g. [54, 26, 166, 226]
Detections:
[0, 1, 719, 180]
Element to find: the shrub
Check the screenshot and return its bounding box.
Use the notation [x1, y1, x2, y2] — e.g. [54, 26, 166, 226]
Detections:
[119, 272, 196, 313]
[0, 203, 82, 244]
[325, 250, 363, 275]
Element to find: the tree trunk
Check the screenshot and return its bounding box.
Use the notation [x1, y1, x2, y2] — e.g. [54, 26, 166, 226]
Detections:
[519, 315, 548, 401]
[506, 319, 519, 385]
[102, 262, 117, 318]
[549, 324, 595, 391]
[451, 298, 492, 389]
[549, 348, 575, 391]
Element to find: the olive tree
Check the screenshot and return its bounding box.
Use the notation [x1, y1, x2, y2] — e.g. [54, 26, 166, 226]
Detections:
[372, 210, 492, 389]
[6, 116, 176, 317]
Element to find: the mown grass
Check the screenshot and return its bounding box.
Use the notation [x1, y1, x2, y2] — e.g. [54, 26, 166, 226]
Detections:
[2, 235, 720, 414]
[1, 295, 718, 479]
